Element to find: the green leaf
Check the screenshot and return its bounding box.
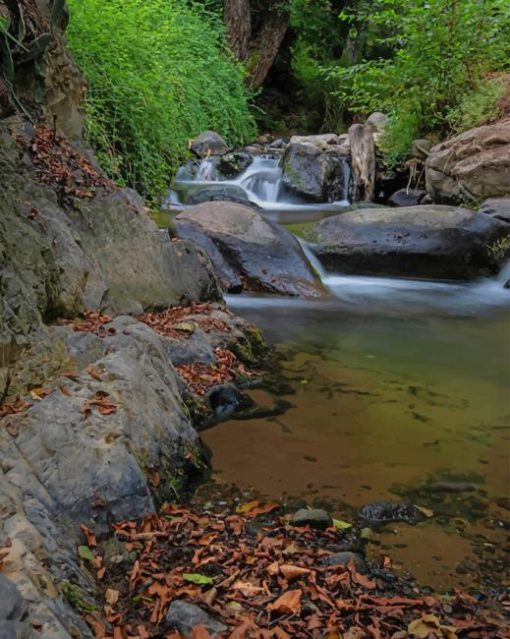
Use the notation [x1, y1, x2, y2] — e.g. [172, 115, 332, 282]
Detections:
[183, 573, 214, 585]
[78, 545, 94, 561]
[360, 527, 372, 539]
[333, 519, 353, 530]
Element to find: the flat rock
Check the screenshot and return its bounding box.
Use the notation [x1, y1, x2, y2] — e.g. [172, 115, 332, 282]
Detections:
[309, 205, 510, 279]
[426, 119, 510, 204]
[165, 601, 227, 637]
[171, 202, 325, 297]
[291, 508, 333, 530]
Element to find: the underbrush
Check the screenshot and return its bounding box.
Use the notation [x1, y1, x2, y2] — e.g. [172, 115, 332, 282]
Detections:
[67, 0, 256, 200]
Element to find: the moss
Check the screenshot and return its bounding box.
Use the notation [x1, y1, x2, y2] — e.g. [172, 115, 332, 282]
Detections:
[58, 581, 98, 613]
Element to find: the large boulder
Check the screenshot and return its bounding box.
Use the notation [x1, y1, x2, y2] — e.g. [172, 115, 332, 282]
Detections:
[281, 136, 349, 202]
[171, 202, 325, 297]
[309, 205, 510, 279]
[0, 123, 220, 349]
[426, 119, 510, 204]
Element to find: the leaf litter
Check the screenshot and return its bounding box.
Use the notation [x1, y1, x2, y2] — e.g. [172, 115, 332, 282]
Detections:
[84, 504, 510, 639]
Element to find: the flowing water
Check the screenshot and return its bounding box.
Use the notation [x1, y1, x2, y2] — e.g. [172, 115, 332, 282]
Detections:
[168, 154, 510, 593]
[168, 155, 351, 223]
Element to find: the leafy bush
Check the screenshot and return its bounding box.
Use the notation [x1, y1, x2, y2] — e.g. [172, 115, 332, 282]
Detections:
[330, 0, 510, 163]
[67, 0, 256, 199]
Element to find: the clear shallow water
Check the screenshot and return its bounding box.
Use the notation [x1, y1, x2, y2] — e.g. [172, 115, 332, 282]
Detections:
[204, 278, 510, 592]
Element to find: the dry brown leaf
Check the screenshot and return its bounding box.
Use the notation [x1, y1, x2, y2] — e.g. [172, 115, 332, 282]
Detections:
[191, 625, 212, 639]
[280, 564, 313, 580]
[268, 589, 302, 615]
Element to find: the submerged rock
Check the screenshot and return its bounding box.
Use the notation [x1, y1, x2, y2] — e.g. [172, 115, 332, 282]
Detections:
[360, 501, 422, 524]
[171, 202, 325, 297]
[309, 205, 510, 279]
[291, 508, 333, 530]
[281, 136, 348, 202]
[426, 119, 510, 204]
[190, 130, 229, 158]
[165, 601, 227, 637]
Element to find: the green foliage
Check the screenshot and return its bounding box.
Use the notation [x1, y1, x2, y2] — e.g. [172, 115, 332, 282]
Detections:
[331, 0, 510, 162]
[447, 77, 507, 132]
[67, 0, 256, 199]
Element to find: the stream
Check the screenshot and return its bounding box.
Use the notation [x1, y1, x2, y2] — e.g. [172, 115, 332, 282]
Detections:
[170, 154, 510, 595]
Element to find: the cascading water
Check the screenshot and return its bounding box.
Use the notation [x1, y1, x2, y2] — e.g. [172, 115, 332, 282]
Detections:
[168, 155, 351, 223]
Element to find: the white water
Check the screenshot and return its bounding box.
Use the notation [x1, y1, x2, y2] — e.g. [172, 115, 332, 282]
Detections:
[169, 155, 351, 222]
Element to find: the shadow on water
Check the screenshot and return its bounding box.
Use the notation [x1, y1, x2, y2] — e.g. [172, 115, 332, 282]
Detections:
[203, 271, 510, 593]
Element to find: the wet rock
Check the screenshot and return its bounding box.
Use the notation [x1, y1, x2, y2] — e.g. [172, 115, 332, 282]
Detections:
[291, 508, 333, 530]
[186, 184, 253, 208]
[190, 131, 229, 158]
[360, 501, 422, 524]
[218, 152, 253, 178]
[281, 136, 348, 202]
[479, 198, 510, 224]
[207, 384, 253, 421]
[426, 120, 510, 204]
[165, 600, 227, 637]
[0, 575, 26, 621]
[322, 552, 367, 573]
[504, 279, 510, 290]
[269, 138, 287, 150]
[171, 202, 325, 297]
[389, 188, 426, 207]
[309, 205, 510, 279]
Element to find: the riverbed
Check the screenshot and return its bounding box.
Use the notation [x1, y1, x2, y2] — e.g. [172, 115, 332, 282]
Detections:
[202, 282, 510, 594]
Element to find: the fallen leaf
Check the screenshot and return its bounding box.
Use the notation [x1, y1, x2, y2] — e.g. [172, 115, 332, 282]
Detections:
[415, 505, 435, 519]
[333, 519, 353, 530]
[78, 545, 94, 562]
[105, 589, 119, 606]
[268, 589, 302, 615]
[191, 625, 212, 639]
[280, 564, 313, 580]
[183, 573, 214, 586]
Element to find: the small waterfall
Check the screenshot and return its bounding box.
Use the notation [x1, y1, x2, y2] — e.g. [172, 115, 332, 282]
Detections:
[298, 240, 328, 282]
[168, 155, 351, 220]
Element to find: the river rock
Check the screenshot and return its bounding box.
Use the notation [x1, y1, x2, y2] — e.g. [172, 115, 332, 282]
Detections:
[165, 601, 227, 637]
[218, 152, 253, 178]
[322, 552, 367, 573]
[171, 202, 325, 297]
[389, 188, 426, 207]
[190, 131, 229, 158]
[360, 501, 422, 524]
[291, 508, 333, 530]
[309, 205, 510, 279]
[426, 119, 510, 204]
[281, 136, 348, 202]
[479, 198, 510, 224]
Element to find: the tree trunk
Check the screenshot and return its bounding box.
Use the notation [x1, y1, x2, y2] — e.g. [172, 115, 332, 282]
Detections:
[224, 0, 252, 61]
[245, 7, 289, 90]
